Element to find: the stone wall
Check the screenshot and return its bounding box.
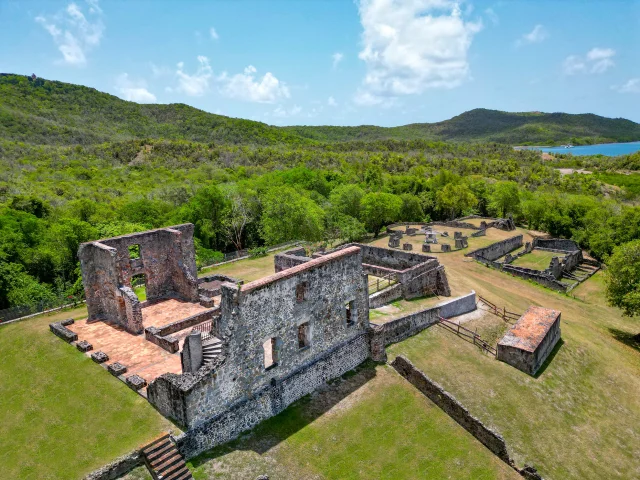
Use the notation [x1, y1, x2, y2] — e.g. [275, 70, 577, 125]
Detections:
[148, 246, 370, 429]
[391, 356, 511, 463]
[401, 265, 451, 299]
[437, 291, 476, 318]
[274, 247, 311, 272]
[174, 332, 370, 459]
[78, 224, 199, 333]
[83, 450, 144, 480]
[374, 306, 441, 347]
[532, 238, 580, 252]
[465, 235, 523, 262]
[502, 265, 568, 292]
[369, 283, 403, 309]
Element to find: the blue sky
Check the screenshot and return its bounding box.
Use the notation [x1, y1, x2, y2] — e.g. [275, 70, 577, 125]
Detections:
[1, 0, 639, 126]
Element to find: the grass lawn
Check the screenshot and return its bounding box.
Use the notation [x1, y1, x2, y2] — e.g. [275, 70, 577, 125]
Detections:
[0, 307, 175, 480]
[385, 228, 640, 480]
[124, 364, 519, 480]
[510, 250, 558, 270]
[199, 252, 279, 282]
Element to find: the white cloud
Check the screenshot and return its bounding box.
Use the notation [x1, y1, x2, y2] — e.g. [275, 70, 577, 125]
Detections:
[35, 1, 104, 66]
[612, 78, 640, 94]
[355, 0, 482, 105]
[218, 65, 290, 103]
[272, 104, 302, 118]
[332, 52, 344, 69]
[328, 96, 338, 107]
[176, 56, 213, 96]
[210, 27, 219, 40]
[563, 47, 616, 75]
[516, 24, 548, 46]
[115, 73, 157, 103]
[484, 8, 498, 26]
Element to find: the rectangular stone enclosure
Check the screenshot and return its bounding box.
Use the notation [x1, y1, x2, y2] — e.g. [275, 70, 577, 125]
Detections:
[78, 224, 199, 334]
[497, 306, 561, 376]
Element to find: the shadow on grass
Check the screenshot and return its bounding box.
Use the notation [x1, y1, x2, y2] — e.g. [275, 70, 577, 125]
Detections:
[188, 360, 378, 469]
[608, 328, 640, 353]
[534, 338, 565, 378]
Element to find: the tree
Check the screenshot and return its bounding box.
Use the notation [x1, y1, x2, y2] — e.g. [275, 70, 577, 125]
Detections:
[260, 186, 325, 245]
[489, 181, 520, 218]
[329, 184, 364, 219]
[222, 185, 258, 251]
[175, 185, 229, 250]
[400, 194, 424, 222]
[360, 192, 402, 237]
[435, 183, 477, 220]
[604, 240, 640, 329]
[324, 212, 366, 245]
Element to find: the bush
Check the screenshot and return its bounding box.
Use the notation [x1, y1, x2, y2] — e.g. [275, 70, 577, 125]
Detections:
[248, 246, 269, 258]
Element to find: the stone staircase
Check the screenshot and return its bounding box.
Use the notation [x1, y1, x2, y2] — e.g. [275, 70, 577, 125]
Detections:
[202, 337, 223, 365]
[142, 433, 192, 480]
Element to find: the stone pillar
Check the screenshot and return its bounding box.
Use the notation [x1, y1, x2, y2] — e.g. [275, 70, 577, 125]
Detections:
[181, 331, 203, 373]
[454, 231, 462, 239]
[441, 244, 451, 252]
[402, 243, 413, 251]
[422, 244, 431, 253]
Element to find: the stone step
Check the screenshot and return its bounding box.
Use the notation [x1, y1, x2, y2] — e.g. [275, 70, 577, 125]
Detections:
[166, 466, 193, 480]
[141, 434, 193, 480]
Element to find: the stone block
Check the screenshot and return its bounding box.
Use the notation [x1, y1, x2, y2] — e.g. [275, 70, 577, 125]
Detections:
[388, 237, 400, 248]
[441, 244, 451, 252]
[442, 231, 449, 237]
[76, 340, 93, 352]
[91, 351, 109, 363]
[454, 231, 462, 239]
[422, 244, 431, 253]
[60, 318, 75, 327]
[402, 243, 413, 251]
[199, 295, 216, 308]
[108, 362, 127, 377]
[49, 321, 78, 343]
[126, 374, 147, 390]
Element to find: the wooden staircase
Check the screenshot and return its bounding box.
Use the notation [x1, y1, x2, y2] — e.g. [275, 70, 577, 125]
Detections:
[142, 433, 192, 480]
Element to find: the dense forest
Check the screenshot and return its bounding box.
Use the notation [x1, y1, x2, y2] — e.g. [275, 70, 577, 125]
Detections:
[1, 73, 640, 311]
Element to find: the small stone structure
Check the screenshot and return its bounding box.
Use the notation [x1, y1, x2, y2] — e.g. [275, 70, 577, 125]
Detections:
[78, 224, 199, 334]
[454, 231, 462, 239]
[497, 307, 561, 375]
[422, 244, 431, 253]
[388, 236, 400, 248]
[454, 237, 468, 249]
[402, 242, 413, 251]
[441, 244, 451, 252]
[424, 232, 438, 244]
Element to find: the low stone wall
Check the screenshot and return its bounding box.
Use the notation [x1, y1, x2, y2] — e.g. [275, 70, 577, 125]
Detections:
[157, 308, 219, 336]
[50, 319, 77, 343]
[437, 291, 476, 318]
[144, 328, 180, 353]
[471, 229, 486, 237]
[174, 333, 371, 460]
[391, 356, 511, 463]
[83, 450, 144, 480]
[429, 220, 480, 230]
[502, 265, 568, 292]
[402, 265, 451, 299]
[198, 274, 240, 297]
[375, 306, 441, 347]
[369, 283, 403, 309]
[465, 235, 523, 262]
[274, 248, 311, 272]
[533, 238, 580, 252]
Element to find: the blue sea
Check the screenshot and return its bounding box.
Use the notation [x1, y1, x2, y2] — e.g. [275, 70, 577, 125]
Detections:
[520, 141, 640, 157]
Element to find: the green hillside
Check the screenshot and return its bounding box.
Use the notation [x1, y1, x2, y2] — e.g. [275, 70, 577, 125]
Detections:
[1, 73, 639, 146]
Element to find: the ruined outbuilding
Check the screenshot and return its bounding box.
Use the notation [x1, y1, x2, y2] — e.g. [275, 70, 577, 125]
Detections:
[497, 307, 561, 375]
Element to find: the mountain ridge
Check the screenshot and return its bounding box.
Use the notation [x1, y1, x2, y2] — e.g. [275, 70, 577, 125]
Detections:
[2, 73, 639, 146]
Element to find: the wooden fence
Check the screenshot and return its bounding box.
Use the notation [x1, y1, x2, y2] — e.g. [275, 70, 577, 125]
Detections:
[477, 295, 520, 323]
[436, 316, 497, 356]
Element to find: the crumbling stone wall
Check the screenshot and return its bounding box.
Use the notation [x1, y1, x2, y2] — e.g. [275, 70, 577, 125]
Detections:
[502, 265, 568, 292]
[465, 235, 523, 262]
[274, 247, 311, 272]
[532, 238, 580, 252]
[368, 283, 403, 309]
[79, 224, 199, 333]
[148, 246, 370, 429]
[391, 355, 511, 463]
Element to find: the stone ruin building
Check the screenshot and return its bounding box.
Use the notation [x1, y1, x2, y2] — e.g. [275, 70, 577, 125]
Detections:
[465, 235, 600, 292]
[497, 307, 561, 376]
[52, 225, 453, 440]
[78, 224, 201, 334]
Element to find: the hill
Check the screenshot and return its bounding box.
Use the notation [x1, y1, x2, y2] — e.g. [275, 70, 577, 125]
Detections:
[283, 109, 640, 145]
[2, 73, 639, 146]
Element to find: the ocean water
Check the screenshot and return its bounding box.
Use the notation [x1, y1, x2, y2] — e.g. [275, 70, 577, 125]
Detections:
[522, 141, 640, 157]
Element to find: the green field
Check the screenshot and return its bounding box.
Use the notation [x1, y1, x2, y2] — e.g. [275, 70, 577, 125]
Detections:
[510, 249, 558, 270]
[123, 364, 518, 480]
[0, 308, 175, 480]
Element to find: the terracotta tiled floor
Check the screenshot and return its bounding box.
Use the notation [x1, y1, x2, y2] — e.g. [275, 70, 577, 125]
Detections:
[142, 298, 210, 329]
[68, 319, 182, 385]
